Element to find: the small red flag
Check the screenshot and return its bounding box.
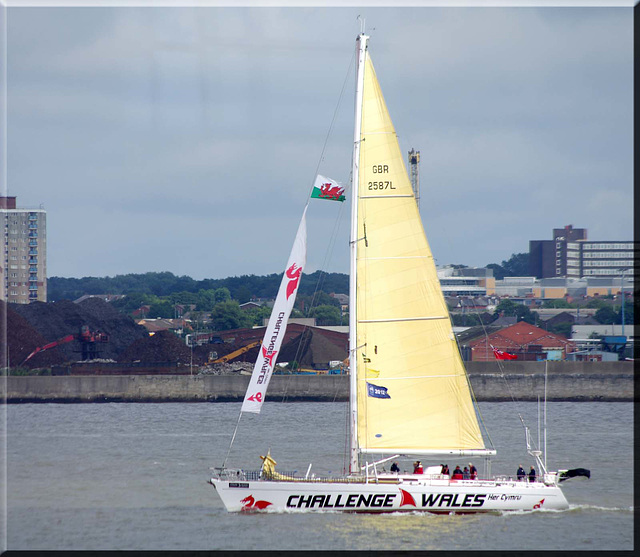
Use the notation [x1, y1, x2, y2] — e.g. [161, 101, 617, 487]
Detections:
[492, 347, 518, 360]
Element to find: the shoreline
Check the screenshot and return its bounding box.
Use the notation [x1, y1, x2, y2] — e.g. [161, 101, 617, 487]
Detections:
[4, 361, 635, 403]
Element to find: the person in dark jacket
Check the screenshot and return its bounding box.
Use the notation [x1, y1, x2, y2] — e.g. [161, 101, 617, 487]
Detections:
[529, 466, 537, 483]
[469, 462, 478, 480]
[517, 465, 526, 481]
[390, 462, 400, 473]
[441, 464, 450, 476]
[452, 465, 463, 479]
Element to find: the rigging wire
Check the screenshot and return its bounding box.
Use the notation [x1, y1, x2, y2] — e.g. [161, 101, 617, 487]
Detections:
[460, 296, 541, 453]
[278, 49, 355, 397]
[221, 406, 243, 469]
[220, 50, 356, 467]
[432, 258, 498, 449]
[433, 201, 540, 453]
[453, 326, 496, 451]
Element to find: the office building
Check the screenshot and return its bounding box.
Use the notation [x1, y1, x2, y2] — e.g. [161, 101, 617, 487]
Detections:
[567, 241, 635, 278]
[437, 266, 495, 296]
[529, 224, 636, 279]
[1, 196, 47, 303]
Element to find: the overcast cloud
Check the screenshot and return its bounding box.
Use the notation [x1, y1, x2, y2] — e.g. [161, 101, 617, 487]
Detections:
[5, 6, 633, 280]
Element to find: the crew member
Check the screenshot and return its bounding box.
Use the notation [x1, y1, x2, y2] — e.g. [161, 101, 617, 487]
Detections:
[469, 462, 478, 480]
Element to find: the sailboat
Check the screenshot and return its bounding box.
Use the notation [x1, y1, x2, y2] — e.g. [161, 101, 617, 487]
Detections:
[210, 32, 573, 513]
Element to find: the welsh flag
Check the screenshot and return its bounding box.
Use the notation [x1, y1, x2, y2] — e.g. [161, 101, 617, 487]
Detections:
[311, 174, 345, 202]
[492, 346, 518, 360]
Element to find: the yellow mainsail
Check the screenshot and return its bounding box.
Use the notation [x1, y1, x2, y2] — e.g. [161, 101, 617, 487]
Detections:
[354, 52, 487, 455]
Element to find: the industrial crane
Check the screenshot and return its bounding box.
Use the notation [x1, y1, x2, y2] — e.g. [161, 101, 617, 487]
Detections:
[21, 325, 110, 365]
[208, 340, 261, 364]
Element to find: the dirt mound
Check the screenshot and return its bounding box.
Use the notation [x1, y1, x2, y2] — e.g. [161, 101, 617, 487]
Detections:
[2, 301, 67, 368]
[11, 298, 148, 362]
[6, 299, 348, 372]
[117, 329, 192, 364]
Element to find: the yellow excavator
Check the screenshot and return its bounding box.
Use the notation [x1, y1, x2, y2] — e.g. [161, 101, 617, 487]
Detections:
[209, 340, 261, 364]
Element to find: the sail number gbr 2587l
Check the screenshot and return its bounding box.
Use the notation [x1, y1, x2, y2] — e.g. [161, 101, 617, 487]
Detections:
[368, 164, 396, 190]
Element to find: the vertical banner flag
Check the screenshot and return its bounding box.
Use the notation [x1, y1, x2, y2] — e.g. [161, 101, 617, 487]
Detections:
[241, 206, 308, 413]
[311, 175, 346, 202]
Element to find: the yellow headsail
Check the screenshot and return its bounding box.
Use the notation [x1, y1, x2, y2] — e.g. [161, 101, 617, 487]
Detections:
[355, 53, 487, 455]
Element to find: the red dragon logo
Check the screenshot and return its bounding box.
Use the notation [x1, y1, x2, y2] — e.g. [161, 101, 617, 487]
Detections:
[319, 182, 345, 201]
[240, 494, 272, 511]
[533, 498, 545, 510]
[285, 263, 302, 300]
[262, 345, 278, 367]
[246, 392, 263, 402]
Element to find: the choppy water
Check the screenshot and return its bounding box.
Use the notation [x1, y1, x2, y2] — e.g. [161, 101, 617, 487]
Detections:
[4, 401, 634, 550]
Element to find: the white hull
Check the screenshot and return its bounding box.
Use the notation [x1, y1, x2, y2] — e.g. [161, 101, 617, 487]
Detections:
[210, 473, 569, 513]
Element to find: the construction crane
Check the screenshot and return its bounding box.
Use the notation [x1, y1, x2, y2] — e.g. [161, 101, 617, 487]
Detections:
[21, 325, 110, 365]
[209, 340, 261, 364]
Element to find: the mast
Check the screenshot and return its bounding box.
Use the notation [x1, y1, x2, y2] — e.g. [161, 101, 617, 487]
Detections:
[349, 32, 368, 474]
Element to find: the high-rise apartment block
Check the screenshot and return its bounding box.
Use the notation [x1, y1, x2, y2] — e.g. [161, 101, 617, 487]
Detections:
[1, 196, 47, 303]
[530, 224, 636, 279]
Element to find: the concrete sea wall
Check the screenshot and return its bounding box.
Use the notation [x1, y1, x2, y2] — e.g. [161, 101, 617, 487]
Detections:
[4, 361, 635, 403]
[466, 361, 635, 402]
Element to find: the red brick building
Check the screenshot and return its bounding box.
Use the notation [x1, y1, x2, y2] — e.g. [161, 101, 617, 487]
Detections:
[468, 321, 575, 361]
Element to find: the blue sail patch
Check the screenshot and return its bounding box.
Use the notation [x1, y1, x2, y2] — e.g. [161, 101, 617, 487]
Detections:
[367, 383, 390, 399]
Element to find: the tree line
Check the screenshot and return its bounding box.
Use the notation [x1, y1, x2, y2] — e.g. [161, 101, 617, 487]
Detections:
[57, 252, 631, 332]
[43, 253, 530, 330]
[47, 271, 349, 329]
[47, 270, 349, 303]
[48, 253, 530, 302]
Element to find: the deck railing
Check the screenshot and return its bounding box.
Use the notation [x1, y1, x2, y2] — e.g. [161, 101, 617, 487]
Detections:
[211, 468, 551, 487]
[212, 468, 367, 483]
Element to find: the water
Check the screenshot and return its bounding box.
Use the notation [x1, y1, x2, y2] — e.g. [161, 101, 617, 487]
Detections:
[5, 401, 634, 550]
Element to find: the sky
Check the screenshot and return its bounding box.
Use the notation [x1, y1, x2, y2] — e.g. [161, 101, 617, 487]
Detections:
[3, 3, 634, 280]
